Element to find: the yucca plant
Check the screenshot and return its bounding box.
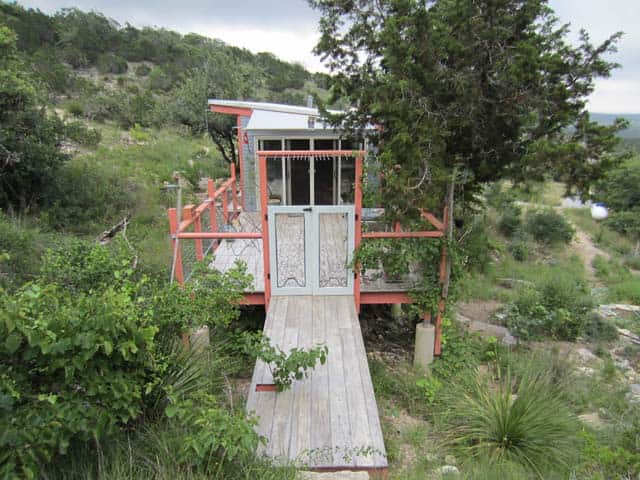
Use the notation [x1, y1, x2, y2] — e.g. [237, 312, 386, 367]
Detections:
[451, 366, 578, 478]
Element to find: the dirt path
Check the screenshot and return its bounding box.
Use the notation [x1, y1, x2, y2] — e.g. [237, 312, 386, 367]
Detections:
[570, 227, 610, 281]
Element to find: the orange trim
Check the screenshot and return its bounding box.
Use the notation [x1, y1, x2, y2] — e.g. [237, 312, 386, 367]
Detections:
[255, 384, 276, 392]
[210, 105, 253, 116]
[236, 116, 245, 209]
[363, 231, 443, 238]
[258, 150, 362, 157]
[240, 293, 266, 305]
[259, 155, 271, 309]
[420, 209, 445, 231]
[360, 292, 412, 304]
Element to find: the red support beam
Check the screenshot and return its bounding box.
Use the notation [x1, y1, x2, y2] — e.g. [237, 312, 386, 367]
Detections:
[176, 232, 261, 239]
[239, 293, 266, 305]
[362, 231, 443, 239]
[360, 292, 412, 304]
[259, 154, 271, 309]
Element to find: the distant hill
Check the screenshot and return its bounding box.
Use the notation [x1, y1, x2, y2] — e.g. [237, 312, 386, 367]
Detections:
[590, 113, 640, 140]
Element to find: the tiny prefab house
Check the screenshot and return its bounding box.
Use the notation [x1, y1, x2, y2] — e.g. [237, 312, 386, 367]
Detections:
[167, 99, 450, 474]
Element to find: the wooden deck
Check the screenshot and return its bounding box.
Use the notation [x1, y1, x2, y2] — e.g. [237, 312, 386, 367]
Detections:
[246, 295, 388, 472]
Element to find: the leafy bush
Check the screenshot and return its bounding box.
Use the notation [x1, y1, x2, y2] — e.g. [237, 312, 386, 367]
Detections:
[248, 335, 328, 392]
[501, 266, 593, 341]
[64, 120, 102, 147]
[0, 241, 254, 478]
[42, 160, 136, 233]
[498, 205, 522, 237]
[66, 100, 84, 118]
[0, 269, 158, 477]
[96, 52, 129, 74]
[582, 312, 619, 342]
[508, 239, 529, 262]
[525, 209, 574, 245]
[450, 367, 578, 476]
[0, 213, 47, 288]
[135, 63, 151, 77]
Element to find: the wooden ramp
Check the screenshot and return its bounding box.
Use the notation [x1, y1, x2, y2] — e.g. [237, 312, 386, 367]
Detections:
[246, 295, 388, 473]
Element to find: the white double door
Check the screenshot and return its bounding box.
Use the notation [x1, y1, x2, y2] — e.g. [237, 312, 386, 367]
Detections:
[268, 205, 355, 296]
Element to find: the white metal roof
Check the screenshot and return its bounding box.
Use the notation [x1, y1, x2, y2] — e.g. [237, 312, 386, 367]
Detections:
[208, 99, 344, 132]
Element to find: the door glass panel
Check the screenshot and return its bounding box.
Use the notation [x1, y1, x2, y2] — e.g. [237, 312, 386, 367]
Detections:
[318, 212, 349, 288]
[266, 158, 283, 205]
[287, 157, 310, 205]
[275, 213, 306, 288]
[339, 157, 355, 204]
[314, 157, 334, 205]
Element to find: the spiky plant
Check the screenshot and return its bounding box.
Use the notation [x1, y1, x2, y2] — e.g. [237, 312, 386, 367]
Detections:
[452, 367, 578, 478]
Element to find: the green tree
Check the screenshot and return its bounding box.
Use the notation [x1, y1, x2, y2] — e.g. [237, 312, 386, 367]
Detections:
[167, 52, 254, 166]
[0, 25, 67, 210]
[310, 0, 629, 215]
[597, 157, 640, 253]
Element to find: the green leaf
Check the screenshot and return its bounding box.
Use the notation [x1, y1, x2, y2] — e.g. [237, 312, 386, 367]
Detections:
[5, 332, 22, 354]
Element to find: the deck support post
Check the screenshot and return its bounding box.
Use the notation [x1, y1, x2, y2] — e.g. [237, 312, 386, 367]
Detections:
[354, 152, 363, 313]
[207, 179, 218, 250]
[259, 154, 271, 309]
[168, 208, 184, 285]
[230, 162, 239, 214]
[434, 205, 450, 356]
[414, 320, 435, 369]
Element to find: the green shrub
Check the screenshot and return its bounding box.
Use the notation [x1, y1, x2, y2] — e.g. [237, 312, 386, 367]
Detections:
[96, 52, 129, 74]
[525, 209, 574, 245]
[0, 241, 254, 478]
[42, 160, 136, 234]
[484, 181, 516, 211]
[498, 205, 522, 237]
[609, 278, 640, 305]
[64, 120, 102, 147]
[508, 239, 529, 262]
[624, 254, 640, 271]
[66, 100, 84, 118]
[0, 213, 47, 288]
[451, 367, 578, 476]
[135, 64, 151, 77]
[502, 267, 593, 341]
[582, 312, 619, 343]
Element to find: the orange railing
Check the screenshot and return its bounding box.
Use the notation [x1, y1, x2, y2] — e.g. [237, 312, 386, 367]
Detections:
[168, 163, 255, 284]
[353, 153, 448, 354]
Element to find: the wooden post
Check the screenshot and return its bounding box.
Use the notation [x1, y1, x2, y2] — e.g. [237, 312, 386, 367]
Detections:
[182, 205, 203, 261]
[168, 208, 184, 285]
[354, 152, 363, 313]
[222, 184, 229, 224]
[236, 115, 245, 210]
[207, 179, 218, 249]
[434, 205, 449, 356]
[259, 155, 271, 309]
[194, 216, 204, 261]
[230, 162, 239, 214]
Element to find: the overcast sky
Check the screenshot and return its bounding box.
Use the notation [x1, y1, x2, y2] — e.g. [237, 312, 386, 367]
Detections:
[16, 0, 640, 113]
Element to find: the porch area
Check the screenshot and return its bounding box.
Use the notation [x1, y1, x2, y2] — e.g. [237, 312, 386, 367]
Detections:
[208, 211, 423, 295]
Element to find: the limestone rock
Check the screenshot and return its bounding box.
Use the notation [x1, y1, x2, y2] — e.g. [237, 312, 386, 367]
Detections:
[297, 472, 370, 480]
